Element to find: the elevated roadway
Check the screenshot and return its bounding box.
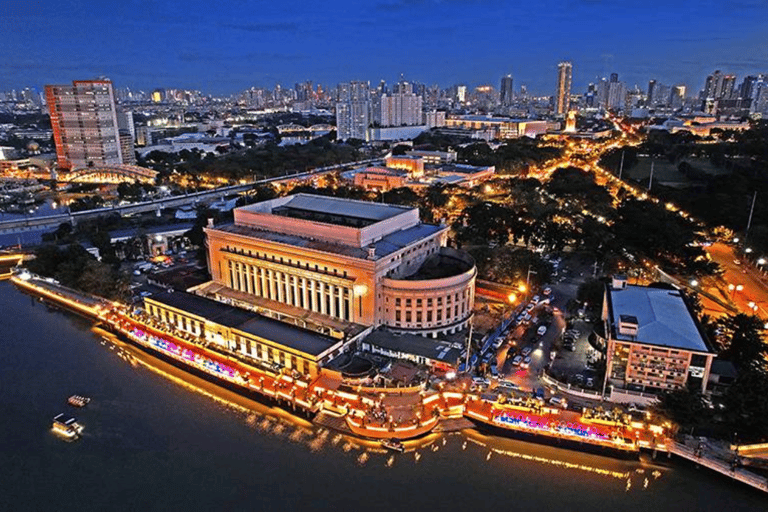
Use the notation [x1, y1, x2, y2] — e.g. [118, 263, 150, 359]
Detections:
[0, 159, 377, 236]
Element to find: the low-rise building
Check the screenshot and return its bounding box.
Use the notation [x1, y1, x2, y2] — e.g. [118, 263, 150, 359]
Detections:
[353, 167, 408, 191]
[601, 276, 715, 395]
[144, 290, 354, 378]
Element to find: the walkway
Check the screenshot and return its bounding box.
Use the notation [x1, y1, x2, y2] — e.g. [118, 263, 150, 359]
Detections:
[667, 441, 768, 493]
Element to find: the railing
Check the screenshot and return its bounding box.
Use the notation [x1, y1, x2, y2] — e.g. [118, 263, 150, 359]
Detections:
[668, 441, 768, 493]
[541, 372, 603, 399]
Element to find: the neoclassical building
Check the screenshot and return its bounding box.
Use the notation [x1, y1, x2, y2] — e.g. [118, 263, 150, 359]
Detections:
[198, 194, 476, 339]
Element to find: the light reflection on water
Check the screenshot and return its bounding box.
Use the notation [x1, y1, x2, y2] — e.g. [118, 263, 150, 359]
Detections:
[2, 281, 765, 511]
[96, 324, 667, 493]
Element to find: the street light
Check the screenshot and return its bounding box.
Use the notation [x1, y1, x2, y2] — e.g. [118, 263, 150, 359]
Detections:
[689, 279, 699, 287]
[507, 293, 517, 304]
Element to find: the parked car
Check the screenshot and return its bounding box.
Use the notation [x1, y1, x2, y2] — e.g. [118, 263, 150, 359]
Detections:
[512, 355, 523, 366]
[521, 346, 532, 356]
[542, 287, 552, 296]
[531, 295, 540, 304]
[490, 364, 498, 377]
[526, 303, 535, 312]
[586, 377, 594, 388]
[537, 325, 547, 336]
[549, 396, 567, 408]
[522, 356, 531, 368]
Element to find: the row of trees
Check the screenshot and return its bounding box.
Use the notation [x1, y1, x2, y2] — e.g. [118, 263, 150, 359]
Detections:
[139, 134, 362, 183]
[451, 168, 714, 277]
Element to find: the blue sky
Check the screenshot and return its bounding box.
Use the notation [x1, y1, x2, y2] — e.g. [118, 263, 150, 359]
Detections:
[3, 0, 768, 96]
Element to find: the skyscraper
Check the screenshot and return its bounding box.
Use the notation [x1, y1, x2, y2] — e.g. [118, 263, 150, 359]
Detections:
[335, 81, 370, 141]
[555, 61, 572, 115]
[45, 79, 126, 170]
[499, 75, 514, 106]
[647, 80, 657, 105]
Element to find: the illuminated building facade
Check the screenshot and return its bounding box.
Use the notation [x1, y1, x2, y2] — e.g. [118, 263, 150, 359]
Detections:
[555, 61, 572, 115]
[144, 290, 345, 377]
[384, 155, 424, 178]
[601, 276, 715, 395]
[45, 79, 128, 171]
[202, 194, 476, 338]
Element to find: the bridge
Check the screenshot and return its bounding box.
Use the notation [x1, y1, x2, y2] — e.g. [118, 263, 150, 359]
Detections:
[0, 159, 378, 236]
[61, 164, 158, 184]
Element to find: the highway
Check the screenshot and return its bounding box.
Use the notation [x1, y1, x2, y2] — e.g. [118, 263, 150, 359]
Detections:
[0, 159, 378, 235]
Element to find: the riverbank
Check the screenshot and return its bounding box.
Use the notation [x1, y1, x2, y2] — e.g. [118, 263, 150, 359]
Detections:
[11, 273, 768, 494]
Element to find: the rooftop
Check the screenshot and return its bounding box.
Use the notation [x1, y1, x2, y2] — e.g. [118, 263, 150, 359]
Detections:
[213, 221, 444, 261]
[266, 193, 411, 228]
[364, 328, 462, 364]
[607, 284, 711, 353]
[146, 291, 340, 356]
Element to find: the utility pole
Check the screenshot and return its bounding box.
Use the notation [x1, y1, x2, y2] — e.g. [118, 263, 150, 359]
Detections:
[618, 150, 625, 181]
[744, 191, 757, 247]
[648, 160, 654, 192]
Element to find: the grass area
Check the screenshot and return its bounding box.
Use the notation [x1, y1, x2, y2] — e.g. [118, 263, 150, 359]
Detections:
[624, 157, 730, 187]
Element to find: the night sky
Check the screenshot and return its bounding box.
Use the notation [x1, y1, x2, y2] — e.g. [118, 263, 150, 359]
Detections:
[4, 0, 768, 95]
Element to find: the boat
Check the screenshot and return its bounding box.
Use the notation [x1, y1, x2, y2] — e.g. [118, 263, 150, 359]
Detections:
[67, 395, 90, 407]
[52, 414, 84, 439]
[381, 438, 405, 452]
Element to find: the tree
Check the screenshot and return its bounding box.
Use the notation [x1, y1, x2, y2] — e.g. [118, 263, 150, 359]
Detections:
[722, 369, 768, 441]
[652, 387, 711, 432]
[577, 278, 605, 314]
[719, 314, 767, 371]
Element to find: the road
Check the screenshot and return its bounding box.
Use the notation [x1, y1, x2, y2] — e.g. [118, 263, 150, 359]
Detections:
[706, 243, 768, 321]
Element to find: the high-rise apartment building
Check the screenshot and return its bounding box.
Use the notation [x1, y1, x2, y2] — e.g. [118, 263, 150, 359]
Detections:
[379, 81, 423, 127]
[555, 61, 572, 115]
[499, 75, 514, 106]
[335, 81, 370, 141]
[45, 79, 126, 170]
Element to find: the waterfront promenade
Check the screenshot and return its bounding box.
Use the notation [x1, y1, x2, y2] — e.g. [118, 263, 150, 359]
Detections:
[11, 272, 768, 493]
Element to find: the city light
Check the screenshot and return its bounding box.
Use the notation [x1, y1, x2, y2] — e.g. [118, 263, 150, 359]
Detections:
[518, 284, 527, 293]
[508, 293, 517, 303]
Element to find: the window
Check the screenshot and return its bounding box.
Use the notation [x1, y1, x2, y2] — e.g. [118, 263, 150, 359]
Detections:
[396, 311, 401, 322]
[405, 311, 412, 323]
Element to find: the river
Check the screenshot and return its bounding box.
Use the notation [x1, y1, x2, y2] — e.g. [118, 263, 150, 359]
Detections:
[0, 281, 765, 511]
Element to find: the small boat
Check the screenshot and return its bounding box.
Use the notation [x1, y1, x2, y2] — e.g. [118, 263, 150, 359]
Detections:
[67, 395, 90, 408]
[52, 414, 83, 439]
[381, 438, 405, 453]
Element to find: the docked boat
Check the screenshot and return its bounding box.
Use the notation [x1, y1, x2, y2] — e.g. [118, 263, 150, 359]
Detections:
[67, 395, 90, 408]
[381, 438, 405, 452]
[52, 414, 83, 439]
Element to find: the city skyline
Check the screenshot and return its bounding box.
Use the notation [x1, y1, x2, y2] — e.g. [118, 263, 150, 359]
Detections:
[3, 0, 768, 96]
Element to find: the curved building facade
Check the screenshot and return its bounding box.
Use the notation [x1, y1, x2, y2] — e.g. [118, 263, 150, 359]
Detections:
[380, 248, 475, 337]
